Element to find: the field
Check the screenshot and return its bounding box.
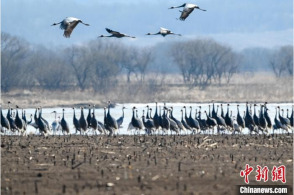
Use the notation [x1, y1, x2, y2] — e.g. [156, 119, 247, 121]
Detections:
[1, 134, 293, 195]
[1, 73, 293, 108]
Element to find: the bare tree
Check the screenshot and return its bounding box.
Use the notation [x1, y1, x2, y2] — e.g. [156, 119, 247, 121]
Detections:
[28, 46, 70, 90]
[119, 46, 138, 83]
[86, 40, 122, 92]
[133, 47, 153, 82]
[170, 39, 239, 88]
[269, 45, 293, 77]
[1, 32, 30, 91]
[64, 45, 92, 91]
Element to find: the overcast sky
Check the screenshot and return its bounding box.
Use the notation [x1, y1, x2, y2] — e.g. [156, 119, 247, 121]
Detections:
[2, 0, 293, 50]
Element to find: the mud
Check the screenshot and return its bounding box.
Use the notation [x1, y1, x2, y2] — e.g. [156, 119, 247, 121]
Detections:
[1, 134, 293, 195]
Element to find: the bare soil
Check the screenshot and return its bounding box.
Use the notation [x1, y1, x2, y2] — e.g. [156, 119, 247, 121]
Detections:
[1, 134, 293, 195]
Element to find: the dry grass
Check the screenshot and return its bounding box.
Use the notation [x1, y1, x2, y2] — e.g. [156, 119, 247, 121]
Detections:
[1, 73, 293, 108]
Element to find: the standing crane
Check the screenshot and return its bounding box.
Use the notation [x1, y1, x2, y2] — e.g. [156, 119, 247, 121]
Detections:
[224, 104, 234, 132]
[188, 106, 200, 133]
[131, 107, 144, 134]
[51, 111, 61, 135]
[72, 108, 81, 134]
[204, 111, 217, 134]
[91, 105, 103, 134]
[104, 107, 113, 136]
[170, 107, 185, 132]
[180, 109, 190, 133]
[60, 109, 70, 134]
[15, 105, 26, 135]
[7, 102, 17, 132]
[1, 107, 10, 133]
[264, 102, 272, 129]
[278, 106, 291, 129]
[106, 101, 118, 135]
[253, 104, 260, 126]
[236, 105, 245, 133]
[79, 107, 88, 133]
[258, 105, 268, 134]
[51, 17, 89, 38]
[87, 105, 92, 128]
[38, 108, 49, 135]
[142, 110, 155, 135]
[153, 102, 160, 131]
[166, 108, 179, 134]
[117, 106, 126, 128]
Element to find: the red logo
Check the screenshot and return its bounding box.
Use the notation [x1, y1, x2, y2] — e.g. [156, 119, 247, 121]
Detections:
[272, 165, 286, 183]
[241, 164, 286, 184]
[240, 164, 254, 184]
[255, 165, 269, 182]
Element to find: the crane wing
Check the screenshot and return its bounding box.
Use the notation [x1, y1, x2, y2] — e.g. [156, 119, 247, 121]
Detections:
[106, 28, 121, 36]
[64, 21, 79, 38]
[180, 8, 194, 21]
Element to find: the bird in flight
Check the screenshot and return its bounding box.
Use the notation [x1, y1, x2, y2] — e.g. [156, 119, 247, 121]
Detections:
[99, 28, 136, 38]
[169, 3, 206, 21]
[51, 17, 89, 38]
[146, 27, 181, 37]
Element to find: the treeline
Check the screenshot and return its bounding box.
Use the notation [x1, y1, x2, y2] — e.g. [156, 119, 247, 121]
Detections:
[1, 32, 293, 92]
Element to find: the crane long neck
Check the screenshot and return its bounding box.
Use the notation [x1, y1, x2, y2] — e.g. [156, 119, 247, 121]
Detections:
[259, 106, 263, 117]
[108, 104, 111, 115]
[16, 108, 19, 118]
[146, 108, 149, 118]
[34, 109, 38, 121]
[132, 109, 135, 119]
[81, 109, 84, 117]
[170, 109, 174, 118]
[189, 108, 192, 118]
[39, 108, 42, 118]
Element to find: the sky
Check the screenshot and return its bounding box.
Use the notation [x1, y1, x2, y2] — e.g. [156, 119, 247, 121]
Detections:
[1, 0, 293, 50]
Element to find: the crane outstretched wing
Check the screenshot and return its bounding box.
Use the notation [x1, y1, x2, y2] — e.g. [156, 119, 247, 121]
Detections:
[64, 21, 79, 38]
[106, 28, 120, 35]
[180, 8, 194, 21]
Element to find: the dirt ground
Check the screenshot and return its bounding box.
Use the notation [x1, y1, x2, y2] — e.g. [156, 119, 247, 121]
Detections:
[1, 134, 293, 195]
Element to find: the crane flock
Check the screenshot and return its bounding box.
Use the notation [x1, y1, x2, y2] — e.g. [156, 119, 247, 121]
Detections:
[1, 102, 293, 136]
[51, 3, 206, 38]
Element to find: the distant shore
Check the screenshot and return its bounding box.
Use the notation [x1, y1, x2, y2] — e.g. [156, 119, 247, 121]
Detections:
[1, 73, 293, 109]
